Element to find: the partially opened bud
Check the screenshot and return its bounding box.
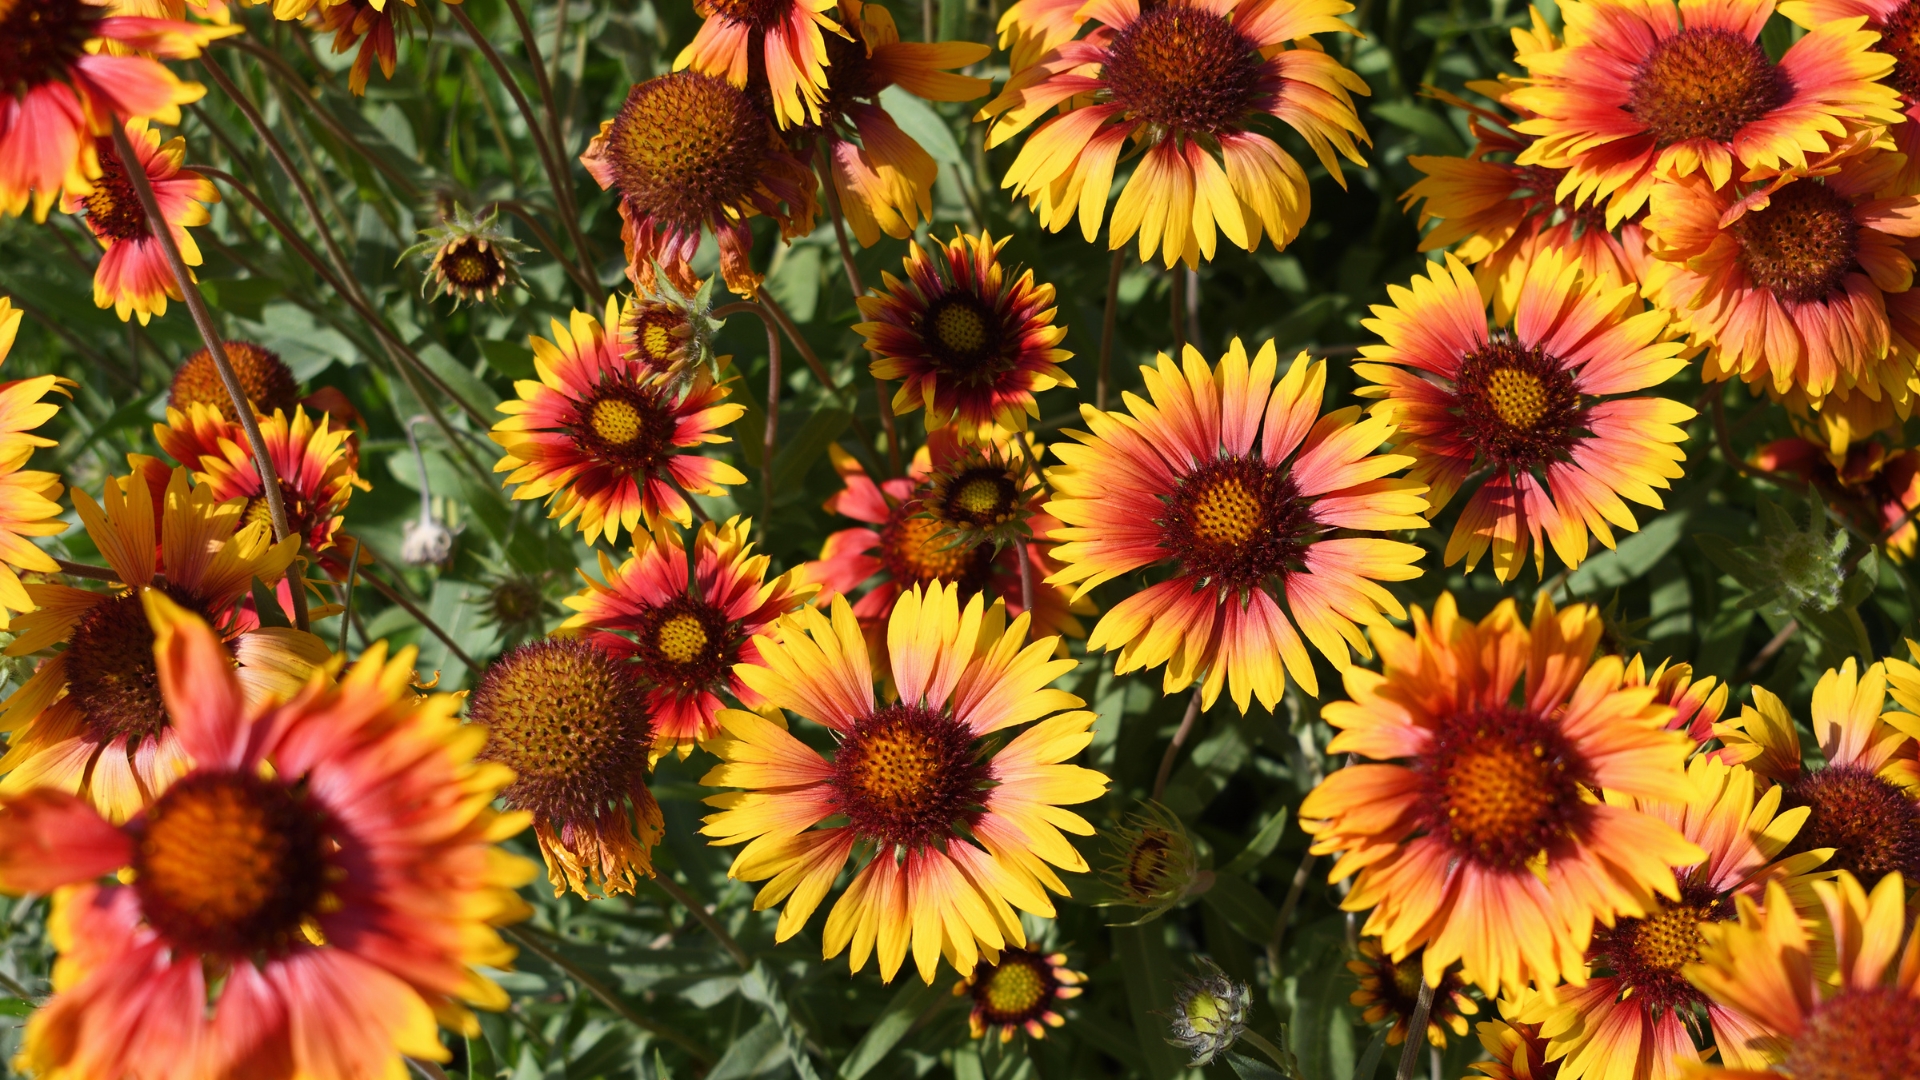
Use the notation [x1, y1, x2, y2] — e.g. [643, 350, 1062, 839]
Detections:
[1166, 960, 1250, 1067]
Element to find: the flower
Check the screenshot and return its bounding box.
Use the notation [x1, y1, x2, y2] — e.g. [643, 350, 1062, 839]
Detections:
[561, 515, 814, 759]
[1096, 800, 1211, 922]
[1507, 0, 1902, 226]
[993, 0, 1085, 75]
[1640, 151, 1920, 413]
[1782, 0, 1920, 189]
[311, 0, 415, 96]
[918, 435, 1047, 551]
[491, 297, 748, 543]
[1165, 959, 1251, 1066]
[167, 339, 300, 422]
[622, 275, 724, 385]
[804, 0, 990, 245]
[674, 0, 848, 129]
[161, 405, 366, 561]
[1625, 653, 1729, 745]
[982, 0, 1371, 268]
[1513, 756, 1830, 1080]
[400, 203, 525, 307]
[955, 947, 1085, 1041]
[1348, 940, 1477, 1048]
[856, 230, 1073, 437]
[0, 592, 536, 1080]
[1716, 659, 1920, 888]
[699, 583, 1110, 982]
[581, 71, 817, 297]
[1044, 341, 1428, 712]
[1757, 432, 1920, 561]
[1356, 251, 1692, 582]
[60, 120, 214, 324]
[1298, 593, 1703, 996]
[0, 297, 70, 620]
[0, 0, 237, 220]
[466, 638, 664, 898]
[1466, 997, 1559, 1080]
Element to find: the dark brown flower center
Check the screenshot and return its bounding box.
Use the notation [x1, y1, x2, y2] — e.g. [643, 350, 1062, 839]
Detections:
[81, 139, 150, 244]
[605, 71, 773, 230]
[1418, 706, 1592, 869]
[169, 341, 301, 422]
[569, 377, 678, 473]
[1879, 0, 1920, 99]
[627, 594, 735, 693]
[438, 236, 505, 293]
[1453, 335, 1581, 469]
[940, 466, 1021, 528]
[66, 591, 179, 748]
[830, 703, 989, 850]
[1157, 456, 1313, 593]
[973, 949, 1060, 1025]
[1627, 28, 1791, 146]
[703, 0, 797, 31]
[879, 504, 997, 592]
[1783, 986, 1920, 1080]
[1355, 944, 1466, 1036]
[1102, 5, 1263, 136]
[0, 0, 99, 97]
[1733, 181, 1860, 303]
[627, 305, 689, 372]
[818, 23, 883, 119]
[919, 292, 1008, 384]
[1781, 764, 1920, 888]
[1590, 883, 1724, 1016]
[132, 770, 330, 956]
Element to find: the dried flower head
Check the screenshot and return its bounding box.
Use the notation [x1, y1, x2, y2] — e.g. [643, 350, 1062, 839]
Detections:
[401, 204, 526, 308]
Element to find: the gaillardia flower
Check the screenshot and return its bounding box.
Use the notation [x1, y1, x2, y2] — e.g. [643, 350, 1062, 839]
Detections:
[1045, 341, 1428, 712]
[0, 594, 535, 1080]
[1758, 432, 1920, 561]
[1348, 941, 1477, 1048]
[1356, 251, 1692, 581]
[581, 71, 817, 296]
[466, 638, 665, 898]
[674, 0, 848, 129]
[492, 297, 748, 543]
[400, 203, 526, 308]
[857, 230, 1072, 437]
[1625, 653, 1729, 745]
[1782, 0, 1920, 188]
[1299, 593, 1702, 995]
[1640, 150, 1920, 411]
[1466, 997, 1559, 1080]
[700, 584, 1110, 982]
[0, 297, 70, 620]
[312, 0, 415, 96]
[0, 469, 326, 820]
[983, 0, 1371, 267]
[62, 120, 215, 325]
[1508, 0, 1902, 226]
[561, 515, 813, 758]
[167, 339, 300, 422]
[0, 0, 237, 220]
[956, 947, 1085, 1041]
[623, 275, 724, 385]
[161, 405, 366, 560]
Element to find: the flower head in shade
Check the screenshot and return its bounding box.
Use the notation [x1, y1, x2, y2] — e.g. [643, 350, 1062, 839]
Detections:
[1299, 593, 1703, 996]
[622, 274, 724, 386]
[581, 71, 817, 297]
[1044, 341, 1428, 713]
[917, 435, 1047, 552]
[674, 0, 850, 129]
[167, 339, 300, 422]
[955, 947, 1085, 1041]
[857, 230, 1073, 438]
[1466, 996, 1559, 1080]
[699, 584, 1110, 983]
[0, 593, 536, 1080]
[1357, 251, 1692, 582]
[0, 297, 70, 620]
[1165, 959, 1250, 1066]
[61, 120, 215, 325]
[491, 297, 748, 543]
[561, 515, 814, 759]
[981, 0, 1371, 268]
[401, 203, 525, 308]
[1349, 941, 1477, 1048]
[1514, 755, 1832, 1080]
[1508, 0, 1902, 227]
[1640, 151, 1920, 415]
[1758, 431, 1920, 562]
[0, 468, 327, 821]
[1096, 800, 1211, 922]
[466, 638, 664, 898]
[161, 405, 366, 561]
[0, 0, 238, 220]
[1717, 659, 1920, 889]
[311, 0, 416, 95]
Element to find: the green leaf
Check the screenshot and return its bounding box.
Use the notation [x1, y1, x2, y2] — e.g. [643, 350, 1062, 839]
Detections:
[706, 1016, 787, 1080]
[1694, 533, 1769, 589]
[838, 977, 948, 1080]
[772, 409, 853, 490]
[1202, 871, 1281, 944]
[739, 963, 824, 1080]
[878, 87, 964, 166]
[1566, 508, 1690, 594]
[1112, 924, 1188, 1080]
[1369, 102, 1466, 154]
[1223, 807, 1290, 875]
[480, 339, 536, 382]
[416, 343, 502, 411]
[1350, 1026, 1389, 1080]
[1227, 1051, 1289, 1080]
[766, 245, 823, 326]
[0, 997, 31, 1017]
[1756, 498, 1797, 539]
[251, 577, 293, 629]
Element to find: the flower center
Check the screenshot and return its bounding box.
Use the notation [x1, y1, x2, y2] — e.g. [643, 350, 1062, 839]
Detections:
[1453, 336, 1581, 468]
[1101, 5, 1263, 136]
[0, 0, 99, 96]
[591, 398, 645, 445]
[1123, 827, 1177, 898]
[702, 0, 793, 31]
[170, 341, 301, 421]
[1783, 986, 1920, 1080]
[940, 466, 1021, 528]
[622, 595, 733, 693]
[879, 508, 997, 589]
[570, 379, 676, 472]
[1781, 764, 1920, 888]
[1732, 181, 1859, 304]
[64, 591, 197, 748]
[1627, 28, 1791, 146]
[627, 307, 687, 372]
[131, 770, 330, 956]
[440, 236, 503, 292]
[81, 140, 150, 244]
[830, 703, 990, 850]
[1879, 0, 1920, 99]
[976, 951, 1058, 1023]
[468, 639, 653, 823]
[1419, 706, 1591, 869]
[920, 293, 1006, 384]
[818, 23, 883, 117]
[1158, 457, 1312, 592]
[655, 612, 709, 665]
[605, 71, 770, 229]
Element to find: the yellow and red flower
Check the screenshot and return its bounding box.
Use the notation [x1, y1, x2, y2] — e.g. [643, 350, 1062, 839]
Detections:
[0, 468, 327, 821]
[1625, 653, 1729, 745]
[312, 0, 414, 96]
[0, 297, 70, 621]
[0, 594, 535, 1080]
[1782, 0, 1920, 189]
[982, 0, 1371, 267]
[1348, 941, 1478, 1048]
[1757, 431, 1920, 561]
[1508, 0, 1902, 226]
[675, 0, 848, 129]
[581, 71, 817, 297]
[60, 120, 214, 324]
[955, 947, 1085, 1041]
[701, 583, 1109, 983]
[1356, 251, 1692, 582]
[1044, 341, 1428, 713]
[1299, 593, 1702, 996]
[0, 0, 237, 220]
[856, 230, 1073, 437]
[993, 0, 1085, 75]
[1466, 996, 1560, 1080]
[562, 515, 814, 759]
[492, 297, 748, 544]
[158, 404, 364, 561]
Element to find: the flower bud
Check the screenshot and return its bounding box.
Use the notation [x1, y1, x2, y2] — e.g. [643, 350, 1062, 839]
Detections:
[1166, 959, 1250, 1066]
[1097, 801, 1211, 923]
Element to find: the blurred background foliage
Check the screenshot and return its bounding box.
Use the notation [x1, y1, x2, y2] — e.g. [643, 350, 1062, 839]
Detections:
[0, 0, 1892, 1075]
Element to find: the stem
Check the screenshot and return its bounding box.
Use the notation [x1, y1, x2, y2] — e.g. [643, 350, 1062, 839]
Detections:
[338, 537, 361, 655]
[1169, 267, 1186, 358]
[761, 305, 781, 544]
[1184, 266, 1200, 353]
[503, 926, 716, 1063]
[500, 0, 567, 180]
[1393, 979, 1435, 1080]
[228, 41, 420, 196]
[1741, 620, 1800, 681]
[651, 875, 753, 971]
[408, 1060, 450, 1080]
[1097, 248, 1125, 413]
[406, 415, 435, 525]
[1015, 535, 1035, 617]
[813, 144, 900, 477]
[0, 968, 36, 1002]
[359, 569, 477, 672]
[1265, 849, 1318, 976]
[109, 122, 307, 634]
[56, 560, 119, 582]
[1150, 688, 1205, 801]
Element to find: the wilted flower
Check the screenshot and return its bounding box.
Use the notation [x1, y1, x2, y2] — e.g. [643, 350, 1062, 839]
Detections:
[400, 204, 525, 308]
[1097, 801, 1211, 924]
[1165, 960, 1251, 1067]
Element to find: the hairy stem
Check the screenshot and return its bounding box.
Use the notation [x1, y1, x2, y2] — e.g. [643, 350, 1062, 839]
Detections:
[1393, 979, 1435, 1080]
[1150, 688, 1205, 801]
[337, 538, 361, 656]
[358, 569, 476, 672]
[1097, 247, 1125, 413]
[652, 875, 753, 971]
